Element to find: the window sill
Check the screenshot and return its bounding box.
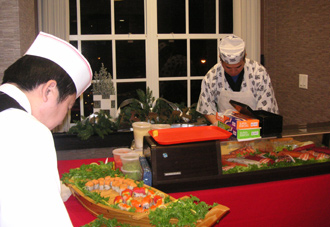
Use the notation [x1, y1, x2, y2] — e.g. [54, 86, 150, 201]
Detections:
[53, 131, 134, 151]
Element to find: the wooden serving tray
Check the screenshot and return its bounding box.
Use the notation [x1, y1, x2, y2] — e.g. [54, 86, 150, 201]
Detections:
[68, 183, 230, 227]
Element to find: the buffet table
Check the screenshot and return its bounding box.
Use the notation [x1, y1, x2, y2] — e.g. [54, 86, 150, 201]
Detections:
[59, 158, 330, 227]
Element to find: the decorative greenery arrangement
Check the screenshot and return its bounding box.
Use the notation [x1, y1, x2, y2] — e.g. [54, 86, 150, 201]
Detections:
[148, 195, 218, 227]
[68, 110, 119, 140]
[93, 63, 115, 97]
[68, 87, 208, 140]
[116, 87, 208, 130]
[82, 215, 137, 227]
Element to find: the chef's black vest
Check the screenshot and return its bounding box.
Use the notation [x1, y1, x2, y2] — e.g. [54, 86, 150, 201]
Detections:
[0, 91, 27, 112]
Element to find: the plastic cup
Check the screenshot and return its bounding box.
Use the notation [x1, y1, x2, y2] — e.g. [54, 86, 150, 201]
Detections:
[132, 121, 151, 149]
[121, 167, 143, 181]
[151, 124, 171, 130]
[112, 148, 132, 170]
[121, 153, 141, 170]
[133, 148, 143, 156]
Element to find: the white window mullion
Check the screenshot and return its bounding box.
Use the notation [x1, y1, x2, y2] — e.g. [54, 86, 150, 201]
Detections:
[75, 0, 85, 117]
[186, 0, 191, 106]
[187, 38, 191, 106]
[111, 0, 117, 81]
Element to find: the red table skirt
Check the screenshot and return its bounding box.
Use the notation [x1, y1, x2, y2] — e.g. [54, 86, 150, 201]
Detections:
[58, 158, 330, 227]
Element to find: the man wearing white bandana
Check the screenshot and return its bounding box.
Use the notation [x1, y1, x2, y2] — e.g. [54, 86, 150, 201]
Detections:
[197, 35, 279, 124]
[0, 32, 92, 226]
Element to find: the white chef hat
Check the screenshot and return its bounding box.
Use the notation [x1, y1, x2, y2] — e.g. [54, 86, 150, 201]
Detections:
[24, 32, 92, 98]
[219, 35, 245, 64]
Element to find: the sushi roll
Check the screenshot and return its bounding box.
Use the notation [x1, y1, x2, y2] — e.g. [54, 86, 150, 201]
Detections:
[122, 178, 133, 185]
[85, 181, 94, 191]
[114, 195, 123, 204]
[118, 203, 132, 211]
[92, 179, 99, 190]
[141, 195, 152, 209]
[98, 179, 105, 190]
[153, 195, 164, 205]
[109, 177, 116, 188]
[104, 176, 111, 181]
[129, 199, 142, 209]
[104, 179, 111, 190]
[112, 181, 120, 193]
[150, 199, 163, 210]
[133, 187, 146, 197]
[114, 177, 123, 184]
[147, 189, 156, 198]
[119, 184, 128, 195]
[128, 182, 137, 190]
[121, 188, 132, 197]
[122, 195, 132, 204]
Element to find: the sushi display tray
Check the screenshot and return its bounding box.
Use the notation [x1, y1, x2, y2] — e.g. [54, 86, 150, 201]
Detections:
[62, 161, 230, 227]
[67, 181, 229, 227]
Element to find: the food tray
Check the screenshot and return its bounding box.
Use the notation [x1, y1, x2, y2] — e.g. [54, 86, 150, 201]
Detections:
[148, 125, 232, 145]
[68, 183, 229, 227]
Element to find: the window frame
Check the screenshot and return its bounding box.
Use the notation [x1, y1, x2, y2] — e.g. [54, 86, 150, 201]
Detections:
[68, 0, 260, 119]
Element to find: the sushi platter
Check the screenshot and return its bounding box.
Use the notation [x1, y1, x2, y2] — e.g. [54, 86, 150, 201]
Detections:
[62, 162, 230, 226]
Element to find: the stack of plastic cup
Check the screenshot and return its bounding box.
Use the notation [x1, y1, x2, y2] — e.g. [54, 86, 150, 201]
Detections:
[120, 153, 142, 181]
[112, 148, 132, 170]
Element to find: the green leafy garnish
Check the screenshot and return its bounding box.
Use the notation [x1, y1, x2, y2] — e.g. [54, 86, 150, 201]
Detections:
[61, 161, 124, 207]
[82, 215, 138, 227]
[148, 195, 217, 227]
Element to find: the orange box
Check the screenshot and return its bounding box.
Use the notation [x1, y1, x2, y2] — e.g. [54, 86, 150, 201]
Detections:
[216, 111, 259, 129]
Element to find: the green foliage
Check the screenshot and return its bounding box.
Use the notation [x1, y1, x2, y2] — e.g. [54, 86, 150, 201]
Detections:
[61, 161, 122, 183]
[81, 215, 138, 227]
[148, 195, 218, 227]
[68, 110, 118, 140]
[117, 87, 207, 128]
[68, 87, 207, 138]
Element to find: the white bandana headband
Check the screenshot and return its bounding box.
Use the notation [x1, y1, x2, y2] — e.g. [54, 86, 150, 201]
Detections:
[219, 35, 245, 64]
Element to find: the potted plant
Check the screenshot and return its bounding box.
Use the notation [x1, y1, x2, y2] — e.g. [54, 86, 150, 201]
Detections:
[93, 63, 116, 118]
[117, 87, 208, 129]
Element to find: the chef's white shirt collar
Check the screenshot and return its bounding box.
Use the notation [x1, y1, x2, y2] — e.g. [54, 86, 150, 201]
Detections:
[0, 83, 32, 114]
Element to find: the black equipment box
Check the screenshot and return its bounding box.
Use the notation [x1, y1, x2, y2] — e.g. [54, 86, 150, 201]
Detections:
[230, 100, 283, 137]
[143, 136, 222, 192]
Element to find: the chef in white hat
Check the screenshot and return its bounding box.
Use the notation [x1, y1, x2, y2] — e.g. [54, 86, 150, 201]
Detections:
[0, 32, 92, 226]
[196, 35, 279, 124]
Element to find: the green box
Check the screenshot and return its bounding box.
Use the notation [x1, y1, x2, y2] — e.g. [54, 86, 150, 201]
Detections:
[232, 127, 261, 141]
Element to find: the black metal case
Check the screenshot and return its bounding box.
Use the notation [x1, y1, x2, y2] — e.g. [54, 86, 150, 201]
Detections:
[143, 136, 222, 192]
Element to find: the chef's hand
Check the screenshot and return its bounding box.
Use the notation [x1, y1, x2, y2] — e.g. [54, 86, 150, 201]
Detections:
[204, 114, 218, 125]
[212, 121, 219, 126]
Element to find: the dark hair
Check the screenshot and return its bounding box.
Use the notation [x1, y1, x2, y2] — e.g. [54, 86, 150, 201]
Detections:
[2, 55, 76, 102]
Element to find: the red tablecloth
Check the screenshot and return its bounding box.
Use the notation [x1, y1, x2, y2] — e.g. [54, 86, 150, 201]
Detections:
[59, 158, 330, 227]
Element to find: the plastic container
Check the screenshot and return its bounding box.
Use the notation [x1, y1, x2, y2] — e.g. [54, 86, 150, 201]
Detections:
[151, 124, 171, 130]
[121, 167, 143, 181]
[112, 148, 133, 170]
[132, 122, 151, 149]
[133, 148, 143, 156]
[121, 153, 141, 171]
